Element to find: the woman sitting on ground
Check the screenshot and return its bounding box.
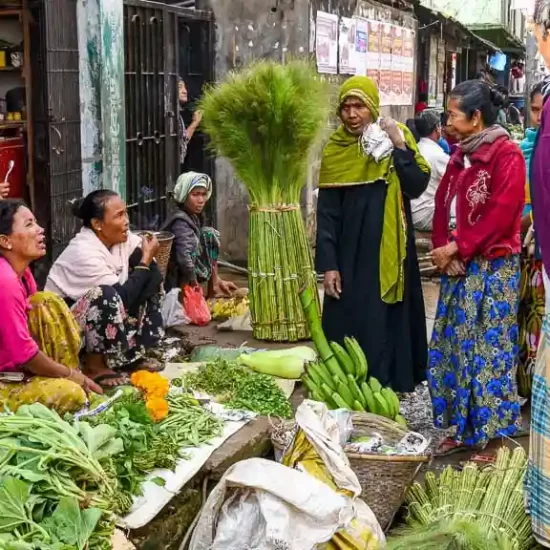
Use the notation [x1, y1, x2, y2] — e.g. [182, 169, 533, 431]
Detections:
[45, 190, 164, 388]
[162, 172, 236, 298]
[0, 199, 102, 413]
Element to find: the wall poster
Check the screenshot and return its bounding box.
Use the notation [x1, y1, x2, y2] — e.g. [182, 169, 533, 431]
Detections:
[315, 11, 338, 74]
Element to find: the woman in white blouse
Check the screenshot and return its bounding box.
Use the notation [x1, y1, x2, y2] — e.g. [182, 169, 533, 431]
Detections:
[410, 110, 450, 231]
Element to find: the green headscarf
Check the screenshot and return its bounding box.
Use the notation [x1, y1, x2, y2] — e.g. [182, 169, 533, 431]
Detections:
[319, 76, 430, 304]
[173, 172, 213, 204]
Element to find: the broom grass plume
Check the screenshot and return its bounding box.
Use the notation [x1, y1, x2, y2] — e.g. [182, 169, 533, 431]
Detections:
[199, 59, 330, 205]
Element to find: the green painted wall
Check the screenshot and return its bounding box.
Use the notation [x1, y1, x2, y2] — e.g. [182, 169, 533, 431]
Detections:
[77, 0, 126, 198]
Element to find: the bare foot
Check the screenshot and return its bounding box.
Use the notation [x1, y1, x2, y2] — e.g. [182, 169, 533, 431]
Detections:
[83, 353, 128, 387]
[127, 358, 164, 373]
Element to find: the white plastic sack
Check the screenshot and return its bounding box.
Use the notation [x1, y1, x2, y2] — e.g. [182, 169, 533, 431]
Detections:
[189, 458, 353, 550]
[189, 400, 384, 550]
[161, 288, 189, 328]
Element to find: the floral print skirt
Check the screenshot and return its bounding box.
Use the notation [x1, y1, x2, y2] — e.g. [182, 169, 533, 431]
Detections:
[71, 285, 164, 370]
[427, 255, 522, 448]
[518, 256, 545, 397]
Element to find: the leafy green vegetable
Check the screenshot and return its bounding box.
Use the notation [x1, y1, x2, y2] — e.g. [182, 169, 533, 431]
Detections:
[41, 497, 102, 550]
[184, 360, 293, 418]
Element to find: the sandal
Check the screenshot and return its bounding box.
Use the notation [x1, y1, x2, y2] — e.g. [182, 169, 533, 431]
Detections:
[435, 437, 468, 457]
[126, 358, 165, 373]
[459, 452, 496, 469]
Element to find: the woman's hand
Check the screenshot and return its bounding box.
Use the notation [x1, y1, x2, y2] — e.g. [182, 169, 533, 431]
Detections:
[216, 279, 237, 297]
[444, 258, 466, 277]
[324, 270, 342, 299]
[431, 242, 459, 270]
[192, 110, 202, 126]
[380, 117, 406, 150]
[0, 181, 9, 199]
[141, 234, 160, 265]
[67, 369, 103, 395]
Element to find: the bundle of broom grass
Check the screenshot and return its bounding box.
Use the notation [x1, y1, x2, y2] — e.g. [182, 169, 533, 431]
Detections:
[199, 60, 329, 341]
[388, 446, 534, 550]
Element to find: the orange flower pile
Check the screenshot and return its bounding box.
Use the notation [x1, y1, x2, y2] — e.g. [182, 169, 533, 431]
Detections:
[130, 370, 170, 422]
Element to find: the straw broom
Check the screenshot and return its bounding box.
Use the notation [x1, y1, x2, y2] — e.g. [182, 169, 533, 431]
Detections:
[200, 61, 329, 341]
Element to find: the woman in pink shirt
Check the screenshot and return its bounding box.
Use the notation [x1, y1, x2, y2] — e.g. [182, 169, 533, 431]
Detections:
[0, 199, 101, 413]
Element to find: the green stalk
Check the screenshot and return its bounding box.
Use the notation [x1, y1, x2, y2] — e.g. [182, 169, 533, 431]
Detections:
[299, 285, 344, 380]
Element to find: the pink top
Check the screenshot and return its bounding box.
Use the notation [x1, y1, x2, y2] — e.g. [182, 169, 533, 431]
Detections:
[0, 257, 39, 372]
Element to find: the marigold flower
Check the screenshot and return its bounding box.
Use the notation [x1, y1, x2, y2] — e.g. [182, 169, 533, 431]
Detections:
[146, 397, 169, 422]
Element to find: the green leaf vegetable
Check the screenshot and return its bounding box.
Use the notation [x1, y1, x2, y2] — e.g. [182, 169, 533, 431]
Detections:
[184, 360, 293, 418]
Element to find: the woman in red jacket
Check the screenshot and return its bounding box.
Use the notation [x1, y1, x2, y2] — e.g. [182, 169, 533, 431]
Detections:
[428, 80, 526, 458]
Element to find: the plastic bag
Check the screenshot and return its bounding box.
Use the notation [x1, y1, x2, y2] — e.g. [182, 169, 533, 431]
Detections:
[161, 288, 189, 328]
[183, 285, 211, 326]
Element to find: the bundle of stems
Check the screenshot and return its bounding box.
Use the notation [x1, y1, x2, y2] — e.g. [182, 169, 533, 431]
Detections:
[200, 60, 329, 341]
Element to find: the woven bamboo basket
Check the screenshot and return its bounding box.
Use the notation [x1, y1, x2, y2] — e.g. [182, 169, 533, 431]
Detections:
[347, 413, 429, 530]
[136, 230, 174, 279]
[269, 412, 429, 531]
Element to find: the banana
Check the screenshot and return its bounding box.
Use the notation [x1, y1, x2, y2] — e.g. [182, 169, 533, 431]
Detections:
[395, 414, 408, 428]
[352, 400, 365, 412]
[368, 377, 383, 394]
[344, 337, 368, 382]
[374, 392, 392, 418]
[361, 382, 377, 414]
[337, 381, 355, 409]
[331, 341, 355, 376]
[381, 387, 401, 418]
[306, 365, 323, 388]
[312, 362, 336, 391]
[321, 382, 336, 403]
[332, 392, 351, 410]
[302, 375, 321, 398]
[347, 374, 366, 408]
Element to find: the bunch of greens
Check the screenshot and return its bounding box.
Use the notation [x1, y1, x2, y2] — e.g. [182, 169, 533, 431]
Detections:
[200, 60, 328, 342]
[82, 391, 183, 500]
[0, 478, 105, 550]
[0, 404, 124, 547]
[184, 360, 293, 418]
[0, 404, 119, 510]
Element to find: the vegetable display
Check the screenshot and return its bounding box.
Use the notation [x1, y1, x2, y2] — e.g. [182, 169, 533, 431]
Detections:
[183, 360, 293, 418]
[299, 287, 405, 425]
[402, 447, 533, 549]
[200, 60, 329, 342]
[0, 375, 228, 549]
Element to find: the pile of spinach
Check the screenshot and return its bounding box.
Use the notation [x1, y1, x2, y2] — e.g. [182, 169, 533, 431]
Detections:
[0, 404, 125, 548]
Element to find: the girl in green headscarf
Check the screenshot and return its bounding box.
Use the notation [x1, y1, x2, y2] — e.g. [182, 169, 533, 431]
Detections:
[162, 172, 237, 298]
[316, 76, 430, 392]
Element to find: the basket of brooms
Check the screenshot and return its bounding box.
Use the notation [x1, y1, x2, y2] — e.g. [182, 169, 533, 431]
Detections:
[199, 60, 329, 342]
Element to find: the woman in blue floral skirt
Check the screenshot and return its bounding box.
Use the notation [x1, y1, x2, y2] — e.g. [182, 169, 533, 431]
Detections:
[428, 80, 526, 458]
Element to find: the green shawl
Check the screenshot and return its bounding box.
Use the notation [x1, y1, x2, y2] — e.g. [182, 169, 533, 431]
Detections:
[318, 77, 430, 304]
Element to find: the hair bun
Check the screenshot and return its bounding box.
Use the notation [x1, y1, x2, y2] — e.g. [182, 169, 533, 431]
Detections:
[70, 198, 85, 219]
[489, 87, 505, 108]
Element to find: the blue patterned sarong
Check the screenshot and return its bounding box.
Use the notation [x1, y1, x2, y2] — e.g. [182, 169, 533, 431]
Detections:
[428, 255, 522, 448]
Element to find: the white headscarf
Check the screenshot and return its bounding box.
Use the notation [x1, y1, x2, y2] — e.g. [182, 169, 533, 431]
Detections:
[45, 227, 141, 301]
[173, 172, 212, 204]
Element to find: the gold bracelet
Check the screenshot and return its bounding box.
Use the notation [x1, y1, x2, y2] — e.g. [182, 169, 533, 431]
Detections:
[135, 265, 150, 271]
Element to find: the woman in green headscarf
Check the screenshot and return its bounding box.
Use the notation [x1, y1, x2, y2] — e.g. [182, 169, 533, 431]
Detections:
[162, 171, 237, 298]
[316, 76, 430, 392]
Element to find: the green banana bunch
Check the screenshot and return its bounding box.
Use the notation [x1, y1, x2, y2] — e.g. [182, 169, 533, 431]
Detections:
[301, 337, 407, 427]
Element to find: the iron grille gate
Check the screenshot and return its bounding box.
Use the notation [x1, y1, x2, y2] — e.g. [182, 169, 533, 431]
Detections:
[123, 0, 213, 230]
[30, 0, 82, 283]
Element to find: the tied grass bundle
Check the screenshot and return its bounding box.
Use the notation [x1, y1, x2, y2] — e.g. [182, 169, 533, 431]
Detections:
[200, 60, 329, 341]
[401, 447, 534, 550]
